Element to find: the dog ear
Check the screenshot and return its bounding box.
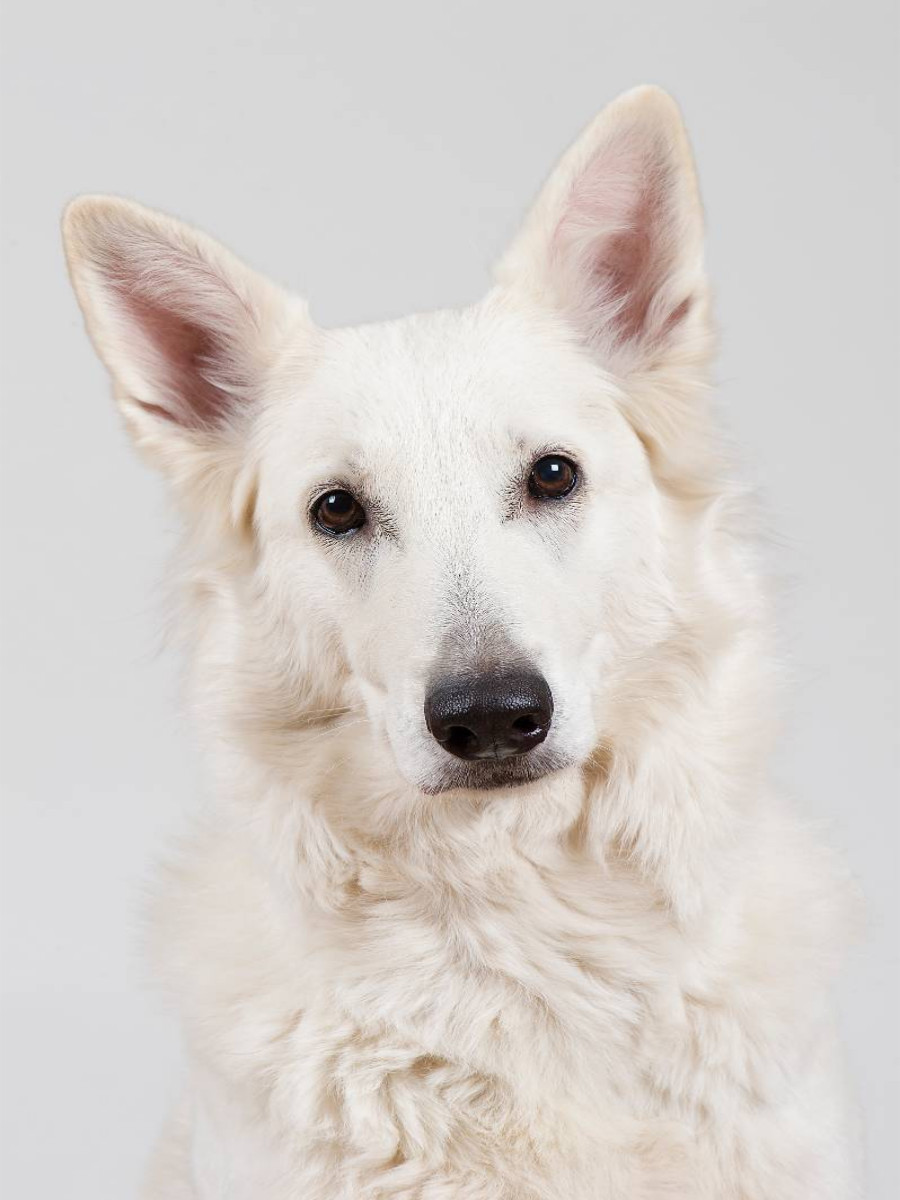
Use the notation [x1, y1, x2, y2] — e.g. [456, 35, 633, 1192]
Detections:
[63, 196, 302, 476]
[495, 87, 710, 378]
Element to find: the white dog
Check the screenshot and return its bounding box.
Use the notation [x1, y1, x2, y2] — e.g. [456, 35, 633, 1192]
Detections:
[64, 86, 858, 1198]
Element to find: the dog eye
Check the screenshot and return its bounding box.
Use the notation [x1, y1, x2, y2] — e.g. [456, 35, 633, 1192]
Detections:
[313, 490, 366, 536]
[528, 455, 578, 500]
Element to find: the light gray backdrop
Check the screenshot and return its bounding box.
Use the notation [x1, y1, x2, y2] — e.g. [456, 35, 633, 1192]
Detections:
[1, 1, 897, 1196]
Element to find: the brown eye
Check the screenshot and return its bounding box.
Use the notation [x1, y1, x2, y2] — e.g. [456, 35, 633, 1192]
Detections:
[313, 489, 366, 536]
[528, 455, 578, 499]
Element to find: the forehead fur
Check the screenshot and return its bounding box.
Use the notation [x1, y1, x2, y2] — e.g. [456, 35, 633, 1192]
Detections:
[258, 294, 634, 491]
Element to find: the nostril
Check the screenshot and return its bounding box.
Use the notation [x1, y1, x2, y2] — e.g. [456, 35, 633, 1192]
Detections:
[512, 715, 539, 735]
[443, 725, 480, 756]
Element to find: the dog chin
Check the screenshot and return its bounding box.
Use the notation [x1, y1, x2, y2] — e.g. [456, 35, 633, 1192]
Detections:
[418, 751, 569, 796]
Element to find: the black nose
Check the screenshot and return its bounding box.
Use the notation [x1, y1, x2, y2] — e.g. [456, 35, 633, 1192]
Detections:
[424, 670, 553, 761]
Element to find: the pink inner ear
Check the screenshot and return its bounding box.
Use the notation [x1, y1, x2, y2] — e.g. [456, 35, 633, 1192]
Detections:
[556, 127, 686, 350]
[115, 282, 234, 430]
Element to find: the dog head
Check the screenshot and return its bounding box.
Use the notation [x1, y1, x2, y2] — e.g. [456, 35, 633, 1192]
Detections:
[64, 86, 714, 799]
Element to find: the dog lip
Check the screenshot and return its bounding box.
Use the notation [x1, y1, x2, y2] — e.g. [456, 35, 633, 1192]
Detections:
[419, 753, 566, 796]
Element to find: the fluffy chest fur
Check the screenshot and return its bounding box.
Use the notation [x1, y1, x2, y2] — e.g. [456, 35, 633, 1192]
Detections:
[148, 765, 852, 1200]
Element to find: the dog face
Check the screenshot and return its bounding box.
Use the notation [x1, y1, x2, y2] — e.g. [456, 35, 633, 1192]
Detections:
[256, 304, 667, 794]
[64, 86, 712, 797]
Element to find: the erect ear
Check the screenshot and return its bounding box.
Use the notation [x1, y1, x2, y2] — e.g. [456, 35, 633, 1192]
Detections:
[63, 196, 302, 479]
[495, 87, 710, 378]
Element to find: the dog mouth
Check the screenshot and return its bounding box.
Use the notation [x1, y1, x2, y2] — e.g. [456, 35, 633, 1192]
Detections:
[420, 750, 568, 796]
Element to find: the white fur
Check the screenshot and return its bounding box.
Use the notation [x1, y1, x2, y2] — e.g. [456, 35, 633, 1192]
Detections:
[63, 86, 858, 1198]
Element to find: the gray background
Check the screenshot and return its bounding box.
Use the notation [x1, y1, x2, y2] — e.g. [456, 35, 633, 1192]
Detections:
[1, 1, 897, 1195]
